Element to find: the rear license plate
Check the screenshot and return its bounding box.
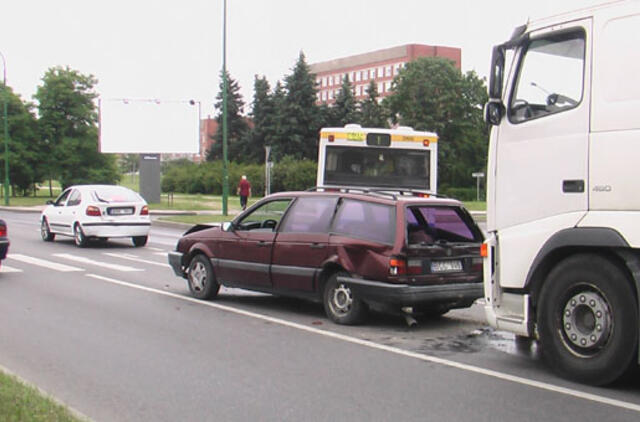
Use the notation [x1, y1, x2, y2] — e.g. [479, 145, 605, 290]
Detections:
[108, 207, 134, 216]
[431, 260, 463, 273]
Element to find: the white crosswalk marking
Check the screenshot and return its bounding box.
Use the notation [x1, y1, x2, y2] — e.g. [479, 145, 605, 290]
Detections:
[0, 264, 23, 273]
[53, 253, 143, 272]
[9, 254, 83, 272]
[103, 252, 171, 268]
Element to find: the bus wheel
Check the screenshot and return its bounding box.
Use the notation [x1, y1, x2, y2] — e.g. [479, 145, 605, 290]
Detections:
[537, 254, 638, 385]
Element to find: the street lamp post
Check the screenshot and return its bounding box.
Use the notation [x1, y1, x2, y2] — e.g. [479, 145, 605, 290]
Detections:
[0, 52, 9, 205]
[221, 0, 229, 216]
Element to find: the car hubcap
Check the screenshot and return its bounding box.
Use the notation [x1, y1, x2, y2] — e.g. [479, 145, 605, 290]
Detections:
[189, 261, 207, 292]
[331, 284, 353, 315]
[41, 221, 49, 238]
[562, 289, 612, 354]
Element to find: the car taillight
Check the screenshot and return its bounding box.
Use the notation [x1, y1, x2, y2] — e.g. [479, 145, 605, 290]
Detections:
[389, 257, 407, 275]
[0, 225, 6, 237]
[140, 205, 149, 215]
[86, 205, 101, 216]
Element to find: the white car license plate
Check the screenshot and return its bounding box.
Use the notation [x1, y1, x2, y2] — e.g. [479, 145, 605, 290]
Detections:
[431, 260, 463, 273]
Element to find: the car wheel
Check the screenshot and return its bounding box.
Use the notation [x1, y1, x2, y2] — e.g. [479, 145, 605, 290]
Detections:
[41, 218, 55, 241]
[74, 223, 88, 247]
[323, 271, 368, 325]
[537, 254, 638, 385]
[187, 254, 220, 300]
[132, 236, 148, 247]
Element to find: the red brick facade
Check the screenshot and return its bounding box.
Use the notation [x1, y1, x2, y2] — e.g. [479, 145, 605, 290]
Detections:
[310, 44, 461, 105]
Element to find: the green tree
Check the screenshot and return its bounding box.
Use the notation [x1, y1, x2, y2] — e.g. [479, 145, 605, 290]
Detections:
[359, 80, 388, 128]
[206, 71, 250, 162]
[276, 51, 320, 160]
[34, 66, 119, 189]
[244, 75, 274, 164]
[384, 57, 488, 189]
[332, 76, 359, 126]
[0, 85, 43, 196]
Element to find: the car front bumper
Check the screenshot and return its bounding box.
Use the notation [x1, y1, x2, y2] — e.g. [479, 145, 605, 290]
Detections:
[168, 251, 185, 277]
[337, 275, 483, 308]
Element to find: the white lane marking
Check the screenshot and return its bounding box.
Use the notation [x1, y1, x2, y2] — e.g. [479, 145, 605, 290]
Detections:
[54, 254, 143, 272]
[86, 273, 640, 413]
[103, 252, 171, 268]
[153, 252, 169, 257]
[146, 247, 164, 252]
[0, 265, 23, 273]
[9, 254, 83, 272]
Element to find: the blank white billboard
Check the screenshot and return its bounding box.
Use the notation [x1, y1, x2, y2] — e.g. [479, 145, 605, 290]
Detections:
[99, 98, 200, 154]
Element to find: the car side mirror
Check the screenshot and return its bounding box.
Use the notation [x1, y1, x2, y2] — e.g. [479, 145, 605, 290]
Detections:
[46, 200, 54, 205]
[222, 221, 235, 232]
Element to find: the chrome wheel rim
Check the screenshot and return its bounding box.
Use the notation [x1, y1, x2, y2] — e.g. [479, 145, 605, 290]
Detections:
[41, 220, 49, 239]
[561, 287, 612, 356]
[189, 261, 207, 292]
[330, 284, 353, 316]
[74, 226, 85, 245]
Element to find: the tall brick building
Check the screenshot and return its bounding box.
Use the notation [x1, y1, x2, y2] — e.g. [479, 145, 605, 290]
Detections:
[310, 44, 461, 105]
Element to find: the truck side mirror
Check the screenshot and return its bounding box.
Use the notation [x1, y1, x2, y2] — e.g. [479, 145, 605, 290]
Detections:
[484, 100, 505, 125]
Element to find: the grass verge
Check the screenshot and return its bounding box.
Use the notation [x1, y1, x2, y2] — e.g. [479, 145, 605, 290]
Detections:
[0, 370, 84, 422]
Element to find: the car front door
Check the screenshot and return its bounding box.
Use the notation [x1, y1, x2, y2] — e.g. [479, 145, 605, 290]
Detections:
[214, 198, 293, 287]
[47, 188, 73, 235]
[271, 196, 338, 292]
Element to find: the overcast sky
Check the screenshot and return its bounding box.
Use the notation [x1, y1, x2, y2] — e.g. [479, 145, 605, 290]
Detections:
[2, 0, 605, 117]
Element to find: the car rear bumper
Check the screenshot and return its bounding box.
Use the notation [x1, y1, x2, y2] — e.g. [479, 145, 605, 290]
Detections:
[81, 221, 151, 238]
[168, 251, 185, 277]
[337, 276, 483, 307]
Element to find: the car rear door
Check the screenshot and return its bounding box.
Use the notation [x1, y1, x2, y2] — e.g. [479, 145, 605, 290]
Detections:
[271, 196, 339, 292]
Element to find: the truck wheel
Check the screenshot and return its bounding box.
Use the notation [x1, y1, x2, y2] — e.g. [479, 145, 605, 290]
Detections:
[537, 254, 638, 385]
[187, 254, 220, 300]
[323, 272, 368, 325]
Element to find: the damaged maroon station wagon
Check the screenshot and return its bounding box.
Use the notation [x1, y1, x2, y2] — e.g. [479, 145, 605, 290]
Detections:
[168, 189, 484, 325]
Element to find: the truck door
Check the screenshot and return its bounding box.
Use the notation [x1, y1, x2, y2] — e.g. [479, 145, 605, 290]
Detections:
[493, 21, 591, 232]
[490, 20, 592, 289]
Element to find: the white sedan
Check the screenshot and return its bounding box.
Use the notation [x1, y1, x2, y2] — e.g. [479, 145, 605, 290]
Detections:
[40, 185, 151, 247]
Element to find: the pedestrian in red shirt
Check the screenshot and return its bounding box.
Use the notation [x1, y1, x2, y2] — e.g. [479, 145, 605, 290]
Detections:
[237, 175, 251, 210]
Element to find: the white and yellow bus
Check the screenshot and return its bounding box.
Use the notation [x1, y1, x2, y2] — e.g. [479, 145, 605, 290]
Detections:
[316, 124, 438, 193]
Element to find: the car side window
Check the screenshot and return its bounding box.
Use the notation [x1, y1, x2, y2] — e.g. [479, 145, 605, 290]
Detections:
[54, 189, 72, 206]
[236, 199, 292, 231]
[279, 197, 338, 233]
[508, 30, 585, 123]
[332, 199, 395, 244]
[67, 190, 81, 207]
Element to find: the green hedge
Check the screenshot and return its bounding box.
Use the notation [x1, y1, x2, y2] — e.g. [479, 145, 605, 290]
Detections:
[161, 157, 317, 195]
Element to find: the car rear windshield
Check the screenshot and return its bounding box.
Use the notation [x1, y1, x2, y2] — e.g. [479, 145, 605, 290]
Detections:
[405, 206, 481, 245]
[92, 187, 141, 203]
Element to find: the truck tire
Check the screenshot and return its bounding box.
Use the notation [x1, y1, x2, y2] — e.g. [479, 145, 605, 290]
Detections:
[537, 254, 638, 385]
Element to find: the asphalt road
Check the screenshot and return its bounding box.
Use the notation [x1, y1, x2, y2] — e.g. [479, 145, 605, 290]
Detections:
[0, 210, 639, 421]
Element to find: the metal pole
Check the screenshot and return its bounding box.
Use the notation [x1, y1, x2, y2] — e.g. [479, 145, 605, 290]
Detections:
[221, 0, 229, 216]
[0, 52, 9, 206]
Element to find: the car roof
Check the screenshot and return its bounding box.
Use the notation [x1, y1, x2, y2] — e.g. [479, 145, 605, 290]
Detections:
[264, 190, 463, 207]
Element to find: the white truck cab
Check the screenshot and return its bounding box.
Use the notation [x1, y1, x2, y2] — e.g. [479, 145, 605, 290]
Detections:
[483, 0, 640, 385]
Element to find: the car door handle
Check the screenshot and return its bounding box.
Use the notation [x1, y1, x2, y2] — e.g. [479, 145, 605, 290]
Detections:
[257, 241, 268, 247]
[310, 243, 325, 249]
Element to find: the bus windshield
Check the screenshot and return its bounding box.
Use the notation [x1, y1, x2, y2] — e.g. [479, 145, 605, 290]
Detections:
[323, 145, 431, 190]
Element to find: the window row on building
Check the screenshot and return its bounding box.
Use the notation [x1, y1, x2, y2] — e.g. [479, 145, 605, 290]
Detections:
[316, 62, 405, 89]
[317, 80, 395, 102]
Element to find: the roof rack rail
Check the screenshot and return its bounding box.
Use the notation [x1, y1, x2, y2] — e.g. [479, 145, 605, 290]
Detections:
[307, 186, 448, 200]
